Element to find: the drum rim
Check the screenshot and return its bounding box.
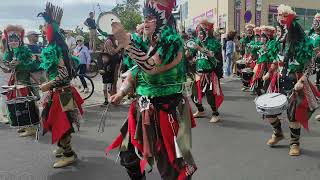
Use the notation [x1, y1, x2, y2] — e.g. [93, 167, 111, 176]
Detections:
[6, 96, 38, 104]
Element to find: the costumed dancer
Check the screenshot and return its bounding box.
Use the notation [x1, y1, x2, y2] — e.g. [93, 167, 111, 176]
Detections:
[263, 4, 319, 156]
[250, 26, 276, 96]
[248, 27, 262, 66]
[309, 13, 320, 121]
[240, 24, 255, 63]
[2, 25, 41, 137]
[189, 18, 224, 123]
[240, 24, 255, 91]
[263, 24, 284, 94]
[106, 0, 198, 179]
[37, 3, 84, 168]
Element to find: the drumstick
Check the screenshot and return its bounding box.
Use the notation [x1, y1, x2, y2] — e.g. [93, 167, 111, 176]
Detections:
[98, 103, 111, 133]
[270, 93, 282, 98]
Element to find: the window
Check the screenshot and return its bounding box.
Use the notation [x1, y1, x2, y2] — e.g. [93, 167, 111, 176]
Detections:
[306, 9, 318, 16]
[268, 6, 320, 30]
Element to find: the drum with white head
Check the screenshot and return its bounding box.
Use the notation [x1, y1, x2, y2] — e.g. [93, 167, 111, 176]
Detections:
[255, 93, 288, 116]
[97, 12, 121, 35]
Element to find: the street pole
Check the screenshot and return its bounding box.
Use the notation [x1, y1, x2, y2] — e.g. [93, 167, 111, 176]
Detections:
[217, 0, 219, 29]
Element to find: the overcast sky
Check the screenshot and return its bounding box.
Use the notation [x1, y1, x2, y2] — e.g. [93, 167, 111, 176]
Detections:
[0, 0, 144, 33]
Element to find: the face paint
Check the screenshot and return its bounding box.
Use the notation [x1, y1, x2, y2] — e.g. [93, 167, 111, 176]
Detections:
[261, 36, 267, 43]
[247, 29, 254, 37]
[277, 13, 288, 26]
[143, 15, 157, 37]
[8, 32, 21, 48]
[313, 19, 320, 31]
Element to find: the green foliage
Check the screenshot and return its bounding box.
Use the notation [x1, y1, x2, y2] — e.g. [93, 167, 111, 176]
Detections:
[112, 0, 143, 32]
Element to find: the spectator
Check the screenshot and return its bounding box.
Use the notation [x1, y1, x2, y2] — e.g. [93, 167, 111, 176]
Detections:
[65, 30, 76, 51]
[224, 31, 236, 77]
[26, 31, 42, 55]
[84, 12, 97, 51]
[98, 35, 121, 105]
[26, 31, 44, 100]
[74, 35, 91, 93]
[233, 35, 241, 75]
[221, 32, 227, 63]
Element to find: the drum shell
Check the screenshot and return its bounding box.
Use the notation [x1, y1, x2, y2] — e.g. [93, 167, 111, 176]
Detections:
[6, 87, 30, 100]
[255, 104, 288, 116]
[7, 98, 39, 127]
[236, 63, 246, 71]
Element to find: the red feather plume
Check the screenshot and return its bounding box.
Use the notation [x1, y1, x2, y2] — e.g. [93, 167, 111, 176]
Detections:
[286, 14, 296, 29]
[46, 24, 53, 43]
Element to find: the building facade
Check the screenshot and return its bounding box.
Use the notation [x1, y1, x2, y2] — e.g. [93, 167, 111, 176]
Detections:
[180, 0, 320, 33]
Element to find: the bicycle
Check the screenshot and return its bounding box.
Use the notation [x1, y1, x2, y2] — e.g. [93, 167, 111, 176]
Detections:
[71, 73, 94, 101]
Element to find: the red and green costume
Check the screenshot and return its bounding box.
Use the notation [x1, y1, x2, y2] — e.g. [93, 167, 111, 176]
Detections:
[106, 14, 197, 180]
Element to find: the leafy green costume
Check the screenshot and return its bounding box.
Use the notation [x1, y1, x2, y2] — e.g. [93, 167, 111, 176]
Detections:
[240, 36, 254, 55]
[123, 33, 149, 69]
[189, 38, 221, 72]
[3, 46, 41, 84]
[130, 26, 186, 97]
[249, 40, 263, 60]
[256, 39, 281, 64]
[266, 39, 282, 63]
[309, 31, 320, 63]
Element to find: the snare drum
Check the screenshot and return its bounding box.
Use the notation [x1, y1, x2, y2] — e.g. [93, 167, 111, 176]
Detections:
[236, 59, 246, 69]
[236, 60, 246, 75]
[241, 68, 254, 87]
[255, 93, 288, 116]
[6, 96, 40, 127]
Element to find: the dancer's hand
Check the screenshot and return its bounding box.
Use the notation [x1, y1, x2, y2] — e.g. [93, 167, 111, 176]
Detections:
[206, 51, 214, 57]
[294, 80, 304, 91]
[40, 82, 51, 92]
[262, 73, 270, 81]
[110, 92, 125, 105]
[194, 44, 201, 50]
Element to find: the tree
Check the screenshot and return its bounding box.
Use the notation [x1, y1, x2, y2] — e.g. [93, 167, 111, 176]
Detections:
[112, 0, 143, 32]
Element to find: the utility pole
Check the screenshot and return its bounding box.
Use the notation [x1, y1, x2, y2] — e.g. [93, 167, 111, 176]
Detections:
[216, 0, 219, 29]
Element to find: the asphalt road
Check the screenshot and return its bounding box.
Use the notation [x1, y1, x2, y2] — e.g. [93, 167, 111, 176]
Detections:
[1, 76, 320, 180]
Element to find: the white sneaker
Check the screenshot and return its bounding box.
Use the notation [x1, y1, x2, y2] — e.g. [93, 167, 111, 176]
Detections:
[209, 115, 220, 123]
[315, 114, 320, 121]
[193, 111, 205, 118]
[0, 116, 9, 124]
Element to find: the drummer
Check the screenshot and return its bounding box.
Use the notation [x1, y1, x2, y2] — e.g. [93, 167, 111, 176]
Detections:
[189, 18, 224, 123]
[263, 4, 320, 156]
[239, 24, 255, 62]
[262, 25, 283, 93]
[2, 25, 41, 137]
[250, 26, 276, 96]
[247, 27, 262, 67]
[240, 24, 255, 91]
